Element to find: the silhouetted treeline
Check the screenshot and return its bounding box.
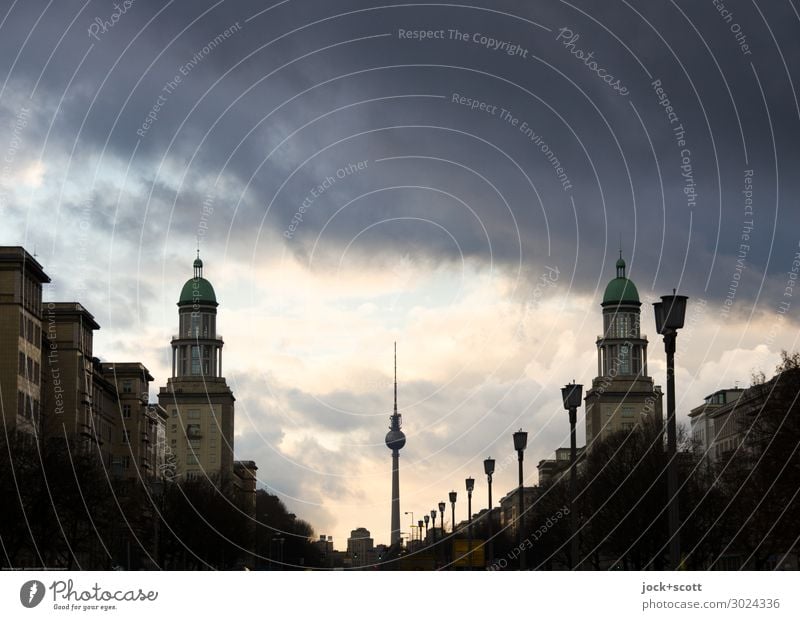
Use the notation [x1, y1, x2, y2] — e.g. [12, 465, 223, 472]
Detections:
[489, 353, 800, 570]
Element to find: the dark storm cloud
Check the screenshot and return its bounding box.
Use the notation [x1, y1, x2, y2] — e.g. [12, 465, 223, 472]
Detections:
[2, 0, 799, 311]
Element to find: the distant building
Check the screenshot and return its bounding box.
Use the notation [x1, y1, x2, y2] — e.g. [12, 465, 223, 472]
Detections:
[688, 388, 744, 463]
[0, 247, 50, 437]
[499, 486, 538, 539]
[313, 535, 335, 568]
[40, 302, 116, 464]
[584, 255, 663, 449]
[537, 446, 586, 486]
[101, 362, 167, 479]
[346, 527, 374, 568]
[158, 255, 235, 487]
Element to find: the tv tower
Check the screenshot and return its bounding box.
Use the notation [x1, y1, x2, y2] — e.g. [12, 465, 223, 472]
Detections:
[385, 343, 406, 546]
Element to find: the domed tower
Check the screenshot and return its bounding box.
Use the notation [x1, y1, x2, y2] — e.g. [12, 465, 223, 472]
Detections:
[158, 253, 235, 486]
[584, 253, 662, 448]
[385, 343, 406, 547]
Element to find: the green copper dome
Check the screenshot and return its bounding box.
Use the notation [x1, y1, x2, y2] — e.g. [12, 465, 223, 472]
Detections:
[602, 255, 640, 305]
[178, 254, 217, 306]
[179, 277, 217, 305]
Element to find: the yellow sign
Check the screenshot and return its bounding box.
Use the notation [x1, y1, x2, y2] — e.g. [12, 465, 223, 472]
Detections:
[452, 540, 485, 568]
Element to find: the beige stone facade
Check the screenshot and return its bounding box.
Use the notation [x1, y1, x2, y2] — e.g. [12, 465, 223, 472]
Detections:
[0, 247, 49, 437]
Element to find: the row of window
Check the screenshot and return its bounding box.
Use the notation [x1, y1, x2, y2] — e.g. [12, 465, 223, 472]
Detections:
[186, 454, 217, 464]
[17, 391, 40, 421]
[18, 352, 40, 385]
[19, 313, 42, 347]
[21, 275, 42, 315]
[603, 312, 640, 339]
[180, 313, 214, 338]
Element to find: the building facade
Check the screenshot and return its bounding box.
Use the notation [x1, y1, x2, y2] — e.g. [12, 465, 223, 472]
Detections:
[537, 446, 586, 486]
[688, 388, 744, 463]
[101, 362, 167, 479]
[584, 256, 663, 449]
[158, 255, 235, 486]
[0, 247, 50, 437]
[346, 527, 374, 568]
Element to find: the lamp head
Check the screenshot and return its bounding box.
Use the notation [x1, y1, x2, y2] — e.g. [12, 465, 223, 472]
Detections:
[424, 515, 429, 525]
[430, 509, 437, 520]
[653, 291, 688, 333]
[513, 429, 528, 452]
[561, 382, 583, 410]
[449, 490, 457, 504]
[439, 501, 446, 513]
[465, 476, 475, 493]
[484, 456, 496, 476]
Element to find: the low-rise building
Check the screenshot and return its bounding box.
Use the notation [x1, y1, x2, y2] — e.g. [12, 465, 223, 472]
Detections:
[537, 446, 586, 485]
[688, 388, 744, 463]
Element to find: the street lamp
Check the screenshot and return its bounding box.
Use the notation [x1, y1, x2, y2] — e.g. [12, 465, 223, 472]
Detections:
[438, 501, 446, 538]
[483, 457, 495, 565]
[417, 520, 424, 543]
[424, 514, 430, 544]
[149, 478, 164, 568]
[513, 429, 528, 570]
[404, 511, 415, 546]
[465, 476, 475, 569]
[430, 509, 438, 544]
[449, 491, 457, 534]
[653, 290, 688, 570]
[561, 381, 583, 570]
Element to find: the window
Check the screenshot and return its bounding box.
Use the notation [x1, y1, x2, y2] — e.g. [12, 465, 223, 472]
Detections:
[122, 430, 130, 444]
[19, 313, 24, 335]
[33, 361, 40, 385]
[122, 456, 131, 469]
[619, 344, 630, 374]
[188, 409, 200, 419]
[122, 404, 131, 418]
[17, 391, 25, 418]
[186, 454, 198, 465]
[171, 409, 178, 418]
[122, 380, 132, 393]
[34, 324, 41, 347]
[191, 346, 201, 375]
[171, 424, 177, 432]
[18, 352, 25, 376]
[189, 439, 201, 450]
[191, 313, 201, 337]
[210, 454, 217, 463]
[26, 318, 33, 343]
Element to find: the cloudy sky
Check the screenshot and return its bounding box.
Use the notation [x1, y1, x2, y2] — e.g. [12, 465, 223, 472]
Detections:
[1, 0, 799, 550]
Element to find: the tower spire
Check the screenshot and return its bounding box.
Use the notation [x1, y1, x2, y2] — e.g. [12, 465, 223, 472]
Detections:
[385, 343, 406, 546]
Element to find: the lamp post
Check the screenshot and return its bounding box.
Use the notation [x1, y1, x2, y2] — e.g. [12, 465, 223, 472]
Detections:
[513, 429, 528, 570]
[448, 491, 457, 534]
[149, 478, 164, 568]
[430, 509, 438, 543]
[417, 520, 424, 543]
[424, 514, 430, 544]
[653, 290, 688, 570]
[404, 511, 415, 547]
[483, 456, 495, 565]
[465, 476, 474, 569]
[438, 501, 446, 569]
[561, 381, 583, 570]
